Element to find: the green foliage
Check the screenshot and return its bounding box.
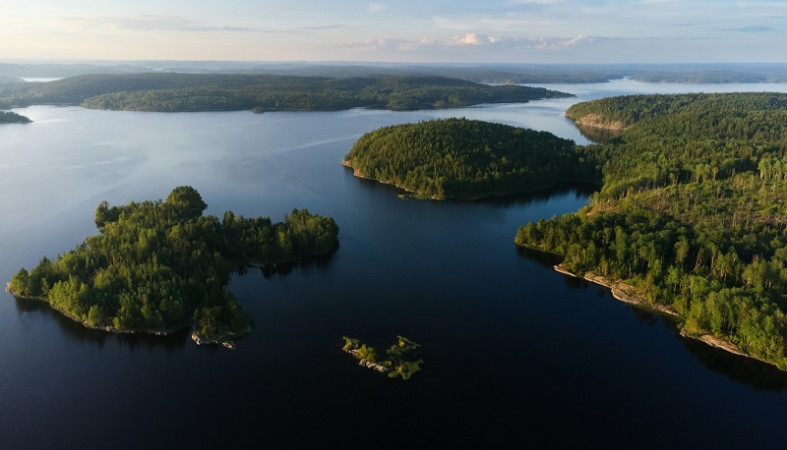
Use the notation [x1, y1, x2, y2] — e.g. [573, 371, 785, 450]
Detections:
[342, 336, 361, 352]
[518, 92, 787, 369]
[166, 186, 208, 220]
[8, 187, 339, 341]
[342, 336, 423, 380]
[0, 73, 568, 112]
[344, 118, 599, 199]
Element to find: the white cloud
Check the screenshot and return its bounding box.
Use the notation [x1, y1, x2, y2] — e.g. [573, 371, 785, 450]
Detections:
[533, 34, 589, 49]
[348, 32, 594, 54]
[368, 3, 385, 13]
[452, 33, 481, 45]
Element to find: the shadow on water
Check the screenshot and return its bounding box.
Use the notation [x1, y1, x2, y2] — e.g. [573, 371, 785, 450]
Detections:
[12, 248, 339, 350]
[574, 123, 623, 144]
[516, 246, 562, 268]
[629, 305, 661, 327]
[257, 247, 338, 279]
[14, 297, 190, 351]
[470, 181, 598, 208]
[677, 334, 787, 391]
[346, 165, 598, 209]
[516, 248, 787, 391]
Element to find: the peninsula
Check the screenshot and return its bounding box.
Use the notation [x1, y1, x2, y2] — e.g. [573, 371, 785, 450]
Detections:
[517, 92, 787, 370]
[7, 186, 339, 346]
[342, 118, 598, 200]
[0, 111, 31, 124]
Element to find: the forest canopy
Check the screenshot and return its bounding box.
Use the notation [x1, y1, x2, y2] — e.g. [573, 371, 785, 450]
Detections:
[516, 92, 787, 369]
[0, 73, 569, 112]
[7, 187, 339, 344]
[343, 118, 598, 200]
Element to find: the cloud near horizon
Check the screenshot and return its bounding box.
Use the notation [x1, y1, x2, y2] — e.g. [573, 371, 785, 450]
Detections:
[352, 33, 593, 52]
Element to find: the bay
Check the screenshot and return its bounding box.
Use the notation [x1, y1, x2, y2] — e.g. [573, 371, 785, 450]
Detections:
[2, 80, 787, 449]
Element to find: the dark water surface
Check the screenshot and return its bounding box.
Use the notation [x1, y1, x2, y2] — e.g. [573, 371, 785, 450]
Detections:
[3, 81, 787, 449]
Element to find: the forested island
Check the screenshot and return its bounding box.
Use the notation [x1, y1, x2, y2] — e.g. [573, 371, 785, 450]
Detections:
[342, 336, 423, 380]
[0, 111, 31, 124]
[0, 73, 569, 112]
[6, 187, 339, 346]
[516, 92, 787, 369]
[342, 118, 598, 200]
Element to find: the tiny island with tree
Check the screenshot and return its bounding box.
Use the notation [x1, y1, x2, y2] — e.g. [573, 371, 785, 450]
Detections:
[342, 336, 423, 380]
[342, 118, 598, 200]
[6, 186, 339, 347]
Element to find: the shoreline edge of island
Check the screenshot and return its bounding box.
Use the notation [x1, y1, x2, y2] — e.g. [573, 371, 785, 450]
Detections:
[551, 264, 775, 367]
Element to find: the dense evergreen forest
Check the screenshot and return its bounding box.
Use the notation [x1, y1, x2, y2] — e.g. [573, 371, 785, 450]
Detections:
[343, 118, 598, 199]
[0, 73, 568, 112]
[0, 111, 31, 123]
[516, 92, 787, 369]
[7, 187, 339, 344]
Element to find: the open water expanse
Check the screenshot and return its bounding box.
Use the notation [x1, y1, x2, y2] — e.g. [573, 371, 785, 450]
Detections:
[3, 79, 787, 449]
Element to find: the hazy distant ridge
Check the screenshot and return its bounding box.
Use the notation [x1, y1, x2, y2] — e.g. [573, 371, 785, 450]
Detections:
[2, 62, 787, 85]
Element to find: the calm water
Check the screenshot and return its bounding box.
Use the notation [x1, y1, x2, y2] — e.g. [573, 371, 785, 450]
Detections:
[3, 80, 787, 449]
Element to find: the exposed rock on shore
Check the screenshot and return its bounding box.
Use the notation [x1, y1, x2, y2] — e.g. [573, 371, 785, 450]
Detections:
[553, 264, 775, 367]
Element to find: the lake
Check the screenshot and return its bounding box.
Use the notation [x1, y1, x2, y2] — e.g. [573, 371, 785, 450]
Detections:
[2, 80, 787, 449]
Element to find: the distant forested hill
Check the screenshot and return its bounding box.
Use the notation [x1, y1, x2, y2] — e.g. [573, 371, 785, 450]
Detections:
[0, 73, 570, 112]
[0, 111, 31, 124]
[343, 118, 598, 199]
[518, 92, 787, 369]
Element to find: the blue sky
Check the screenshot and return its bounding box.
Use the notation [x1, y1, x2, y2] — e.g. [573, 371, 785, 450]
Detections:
[2, 0, 784, 63]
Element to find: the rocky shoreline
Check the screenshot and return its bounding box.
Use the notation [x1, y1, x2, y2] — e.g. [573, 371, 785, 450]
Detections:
[341, 160, 442, 200]
[341, 159, 597, 201]
[553, 265, 678, 317]
[552, 264, 772, 366]
[347, 349, 389, 373]
[7, 282, 238, 347]
[567, 113, 628, 131]
[191, 332, 237, 349]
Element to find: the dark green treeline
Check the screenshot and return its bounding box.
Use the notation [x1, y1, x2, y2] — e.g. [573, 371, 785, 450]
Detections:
[343, 118, 598, 199]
